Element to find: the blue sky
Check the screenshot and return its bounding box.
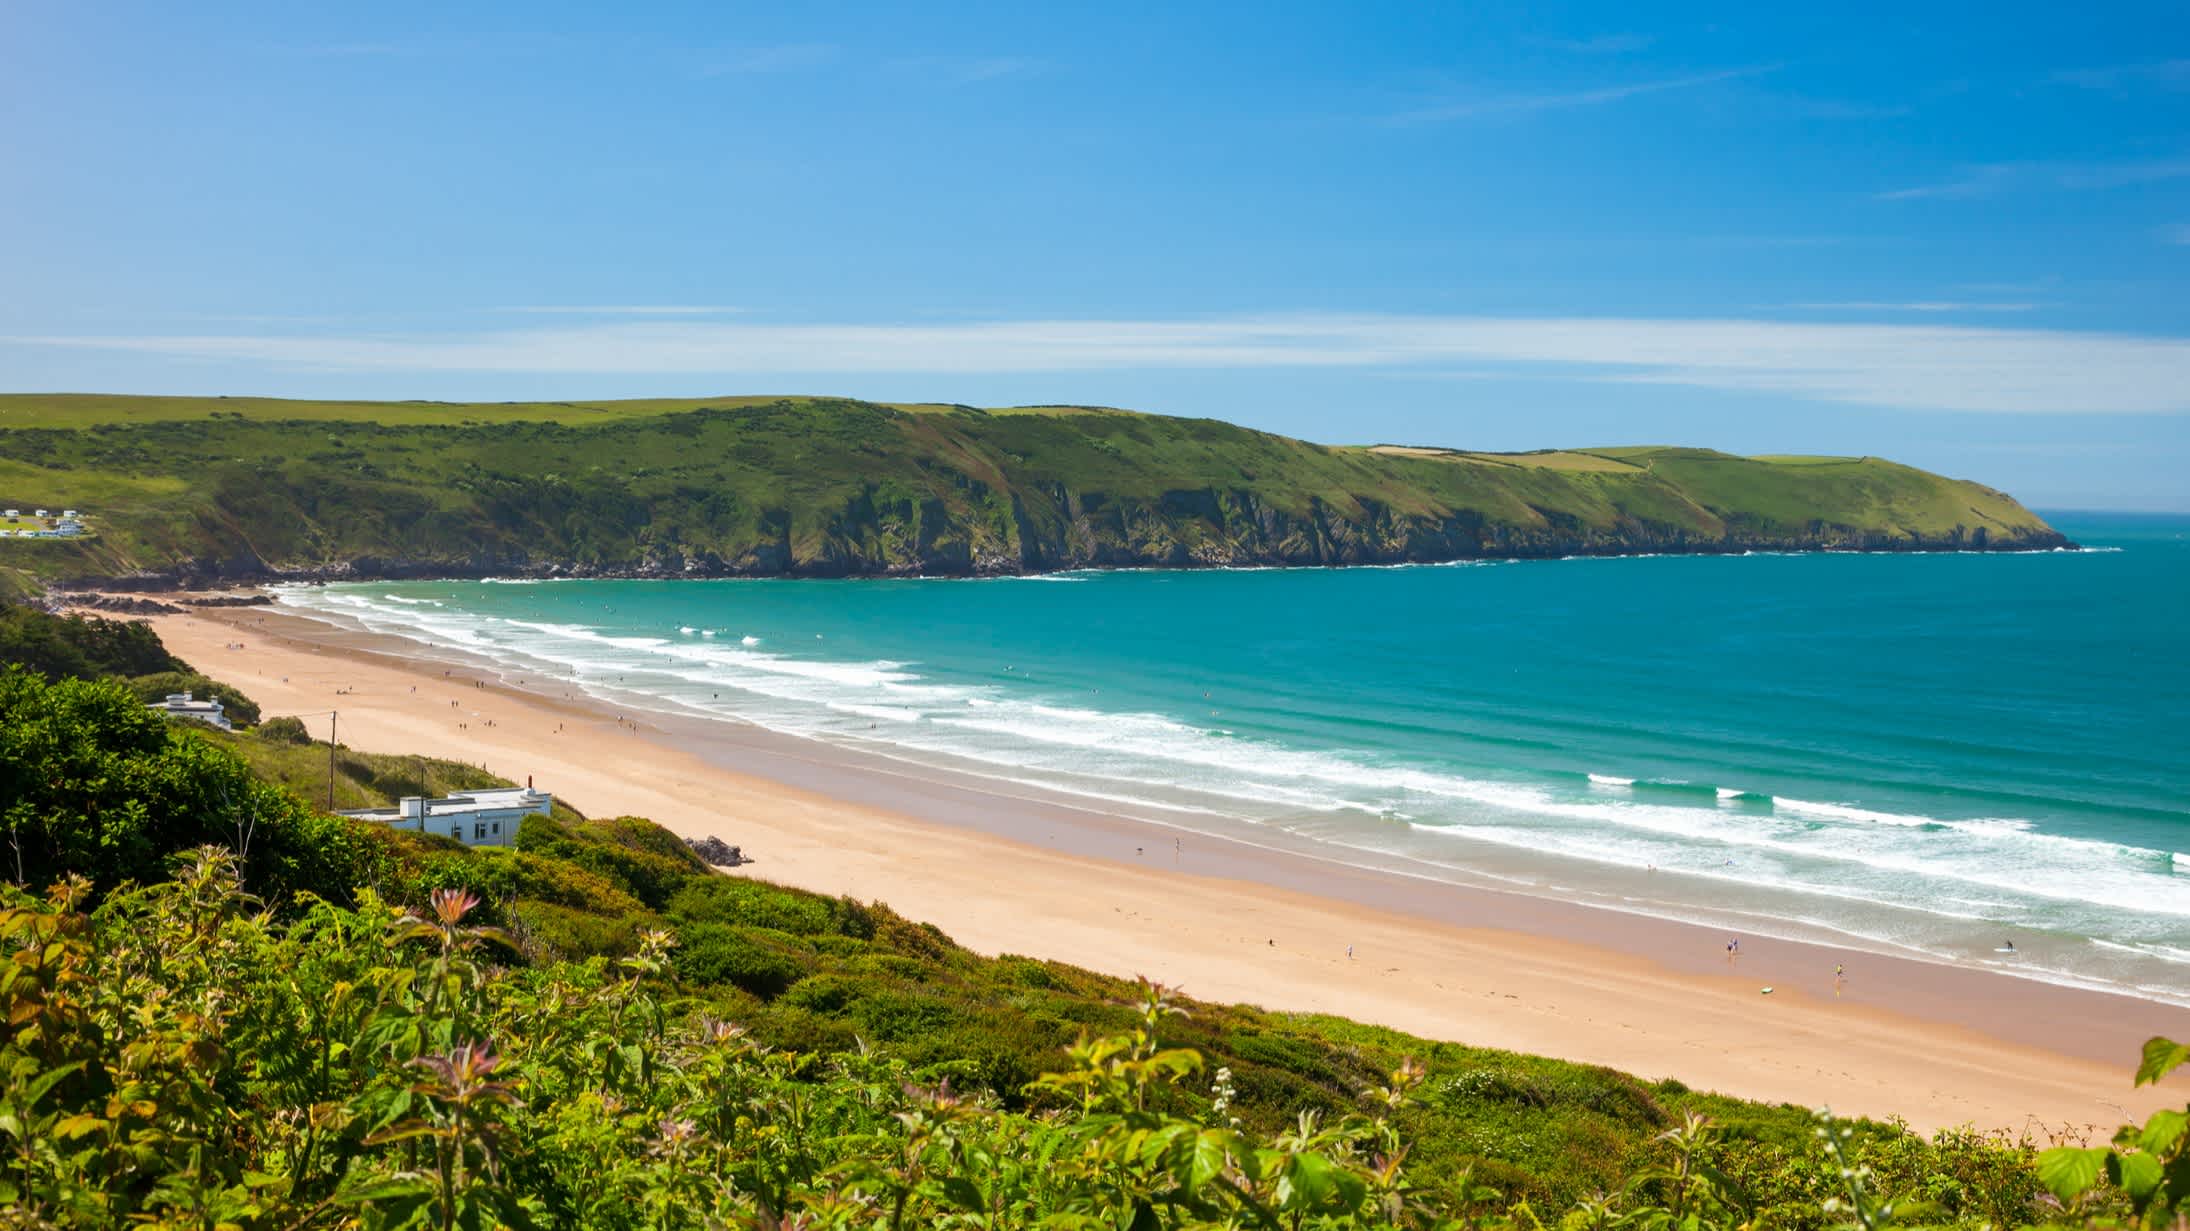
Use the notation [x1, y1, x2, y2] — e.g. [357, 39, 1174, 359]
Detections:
[4, 2, 2188, 509]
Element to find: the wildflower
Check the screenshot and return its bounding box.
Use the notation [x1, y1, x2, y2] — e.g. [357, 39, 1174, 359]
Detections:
[430, 887, 480, 926]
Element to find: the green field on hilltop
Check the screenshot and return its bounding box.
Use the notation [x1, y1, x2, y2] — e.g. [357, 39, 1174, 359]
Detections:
[0, 392, 2064, 592]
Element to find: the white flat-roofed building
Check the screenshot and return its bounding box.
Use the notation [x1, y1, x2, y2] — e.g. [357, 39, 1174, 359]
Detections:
[147, 692, 232, 731]
[338, 785, 552, 847]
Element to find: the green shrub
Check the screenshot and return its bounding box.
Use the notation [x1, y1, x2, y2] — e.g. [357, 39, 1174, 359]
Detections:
[848, 988, 956, 1043]
[573, 814, 710, 867]
[509, 851, 645, 917]
[0, 667, 371, 904]
[523, 835, 698, 911]
[514, 899, 647, 958]
[0, 603, 182, 679]
[668, 875, 852, 936]
[257, 714, 311, 744]
[673, 922, 812, 998]
[778, 972, 857, 1014]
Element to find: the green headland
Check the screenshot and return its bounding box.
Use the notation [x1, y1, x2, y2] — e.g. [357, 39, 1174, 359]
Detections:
[0, 393, 2066, 595]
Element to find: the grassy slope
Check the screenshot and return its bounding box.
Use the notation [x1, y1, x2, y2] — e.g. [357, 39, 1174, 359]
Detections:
[0, 393, 2064, 591]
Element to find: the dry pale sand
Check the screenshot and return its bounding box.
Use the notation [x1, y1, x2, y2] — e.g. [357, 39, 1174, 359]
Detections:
[139, 603, 2185, 1137]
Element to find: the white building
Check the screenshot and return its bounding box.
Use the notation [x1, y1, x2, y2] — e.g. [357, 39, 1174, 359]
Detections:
[338, 786, 552, 848]
[147, 692, 232, 731]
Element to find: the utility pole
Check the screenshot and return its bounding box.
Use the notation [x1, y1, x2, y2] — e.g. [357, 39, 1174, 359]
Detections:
[418, 755, 428, 830]
[328, 710, 338, 810]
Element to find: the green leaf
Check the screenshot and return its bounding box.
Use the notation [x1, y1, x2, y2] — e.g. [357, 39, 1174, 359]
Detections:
[1189, 1130, 1230, 1190]
[2111, 1151, 2166, 1209]
[1278, 1152, 1339, 1208]
[2138, 1037, 2190, 1087]
[2162, 1154, 2190, 1209]
[336, 1175, 435, 1203]
[936, 1176, 985, 1210]
[2136, 1108, 2189, 1156]
[2037, 1146, 2113, 1202]
[53, 1113, 105, 1140]
[20, 1061, 85, 1108]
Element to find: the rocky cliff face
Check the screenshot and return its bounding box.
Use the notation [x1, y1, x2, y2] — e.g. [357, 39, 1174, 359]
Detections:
[76, 481, 2074, 593]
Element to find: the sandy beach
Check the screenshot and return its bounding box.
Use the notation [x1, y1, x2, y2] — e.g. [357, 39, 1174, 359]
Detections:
[137, 600, 2184, 1136]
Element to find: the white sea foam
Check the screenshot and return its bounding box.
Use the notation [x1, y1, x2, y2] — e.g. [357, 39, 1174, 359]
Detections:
[1773, 796, 1928, 825]
[1588, 773, 1635, 787]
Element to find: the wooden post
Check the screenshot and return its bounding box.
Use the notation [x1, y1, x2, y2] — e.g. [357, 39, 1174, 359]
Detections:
[327, 710, 338, 810]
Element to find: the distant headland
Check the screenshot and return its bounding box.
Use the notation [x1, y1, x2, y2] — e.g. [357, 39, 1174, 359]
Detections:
[0, 393, 2071, 597]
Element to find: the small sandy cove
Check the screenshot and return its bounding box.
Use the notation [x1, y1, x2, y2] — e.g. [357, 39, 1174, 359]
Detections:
[137, 604, 2184, 1137]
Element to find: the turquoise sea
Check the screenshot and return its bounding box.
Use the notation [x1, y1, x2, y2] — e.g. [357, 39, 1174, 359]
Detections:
[282, 512, 2190, 1003]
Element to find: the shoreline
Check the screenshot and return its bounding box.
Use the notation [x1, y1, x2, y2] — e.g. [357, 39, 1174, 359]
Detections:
[137, 600, 2182, 1135]
[56, 531, 2086, 600]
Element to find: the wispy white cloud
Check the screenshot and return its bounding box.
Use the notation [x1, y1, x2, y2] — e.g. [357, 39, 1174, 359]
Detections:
[497, 305, 746, 316]
[2163, 224, 2190, 246]
[291, 42, 409, 57]
[2052, 59, 2190, 91]
[700, 43, 839, 75]
[1873, 165, 2017, 201]
[1877, 156, 2190, 200]
[12, 313, 2190, 415]
[890, 54, 1049, 84]
[1528, 33, 1656, 55]
[257, 33, 570, 59]
[1782, 301, 2041, 313]
[2057, 158, 2190, 190]
[1788, 97, 1911, 119]
[1390, 64, 1775, 124]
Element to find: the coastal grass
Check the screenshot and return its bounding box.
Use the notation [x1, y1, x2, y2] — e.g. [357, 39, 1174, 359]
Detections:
[0, 393, 2061, 594]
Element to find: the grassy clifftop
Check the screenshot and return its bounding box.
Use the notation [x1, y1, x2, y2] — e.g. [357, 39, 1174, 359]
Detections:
[0, 393, 2066, 590]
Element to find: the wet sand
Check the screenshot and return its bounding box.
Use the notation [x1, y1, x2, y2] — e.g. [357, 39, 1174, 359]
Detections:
[139, 601, 2185, 1135]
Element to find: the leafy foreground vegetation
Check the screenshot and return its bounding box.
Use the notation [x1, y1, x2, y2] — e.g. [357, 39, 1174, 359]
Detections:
[0, 393, 2065, 594]
[1, 855, 2128, 1230]
[0, 612, 2159, 1228]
